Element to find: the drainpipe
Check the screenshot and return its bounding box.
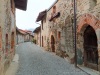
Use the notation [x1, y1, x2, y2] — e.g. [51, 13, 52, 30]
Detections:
[73, 0, 77, 67]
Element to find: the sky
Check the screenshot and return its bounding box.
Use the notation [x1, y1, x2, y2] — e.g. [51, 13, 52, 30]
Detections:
[16, 0, 56, 30]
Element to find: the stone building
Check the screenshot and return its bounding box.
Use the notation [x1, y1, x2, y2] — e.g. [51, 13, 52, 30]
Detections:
[36, 0, 74, 57]
[36, 0, 100, 72]
[23, 32, 30, 42]
[33, 26, 41, 45]
[26, 30, 34, 42]
[36, 10, 49, 49]
[16, 28, 26, 44]
[47, 0, 74, 58]
[0, 0, 27, 75]
[29, 34, 34, 42]
[76, 0, 100, 71]
[16, 28, 34, 44]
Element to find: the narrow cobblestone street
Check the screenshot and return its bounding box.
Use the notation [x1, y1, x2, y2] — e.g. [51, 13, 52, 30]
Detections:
[16, 42, 88, 75]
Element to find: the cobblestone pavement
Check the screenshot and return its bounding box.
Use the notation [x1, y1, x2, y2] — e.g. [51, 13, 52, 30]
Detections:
[16, 42, 88, 75]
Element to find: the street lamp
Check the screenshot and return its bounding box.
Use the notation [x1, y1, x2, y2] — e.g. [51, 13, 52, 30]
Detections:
[73, 0, 77, 67]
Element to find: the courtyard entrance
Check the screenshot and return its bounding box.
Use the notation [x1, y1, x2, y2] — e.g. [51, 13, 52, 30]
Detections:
[83, 25, 98, 70]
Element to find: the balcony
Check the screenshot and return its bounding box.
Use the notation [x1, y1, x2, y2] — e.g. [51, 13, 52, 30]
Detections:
[49, 12, 60, 21]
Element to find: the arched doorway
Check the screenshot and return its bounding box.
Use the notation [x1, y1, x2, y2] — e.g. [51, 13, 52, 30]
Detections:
[51, 35, 55, 52]
[83, 25, 98, 70]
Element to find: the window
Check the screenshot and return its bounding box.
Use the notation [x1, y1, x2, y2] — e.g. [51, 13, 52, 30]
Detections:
[11, 32, 14, 49]
[58, 31, 61, 39]
[41, 20, 43, 30]
[6, 34, 8, 53]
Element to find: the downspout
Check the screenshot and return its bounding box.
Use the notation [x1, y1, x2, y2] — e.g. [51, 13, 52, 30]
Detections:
[73, 0, 77, 67]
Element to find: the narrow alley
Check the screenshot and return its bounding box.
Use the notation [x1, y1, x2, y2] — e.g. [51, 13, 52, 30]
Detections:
[15, 42, 88, 75]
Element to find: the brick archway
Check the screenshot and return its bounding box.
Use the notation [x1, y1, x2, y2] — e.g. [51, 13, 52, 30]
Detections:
[77, 14, 100, 47]
[77, 14, 100, 33]
[77, 14, 100, 70]
[49, 31, 56, 52]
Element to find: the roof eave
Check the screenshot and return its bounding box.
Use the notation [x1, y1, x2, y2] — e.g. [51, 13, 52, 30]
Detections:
[36, 10, 47, 22]
[14, 0, 28, 11]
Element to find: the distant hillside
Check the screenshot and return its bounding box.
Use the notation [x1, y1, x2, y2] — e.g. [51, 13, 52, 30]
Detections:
[28, 28, 34, 32]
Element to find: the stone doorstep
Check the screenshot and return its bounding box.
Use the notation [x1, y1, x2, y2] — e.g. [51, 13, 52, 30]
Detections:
[64, 58, 100, 75]
[77, 65, 100, 75]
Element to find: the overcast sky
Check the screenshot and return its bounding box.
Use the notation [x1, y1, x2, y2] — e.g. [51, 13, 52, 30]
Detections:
[16, 0, 55, 30]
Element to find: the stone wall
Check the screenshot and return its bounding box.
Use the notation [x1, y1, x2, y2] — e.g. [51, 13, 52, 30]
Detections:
[41, 0, 100, 70]
[77, 0, 100, 71]
[46, 0, 75, 58]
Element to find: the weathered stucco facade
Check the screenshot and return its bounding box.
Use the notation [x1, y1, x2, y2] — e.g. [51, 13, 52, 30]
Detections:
[0, 1, 16, 74]
[0, 0, 27, 75]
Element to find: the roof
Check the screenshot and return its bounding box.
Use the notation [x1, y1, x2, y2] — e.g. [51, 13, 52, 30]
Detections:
[36, 0, 58, 22]
[36, 10, 47, 22]
[14, 0, 28, 11]
[16, 27, 34, 37]
[16, 28, 27, 35]
[33, 26, 41, 33]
